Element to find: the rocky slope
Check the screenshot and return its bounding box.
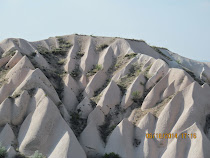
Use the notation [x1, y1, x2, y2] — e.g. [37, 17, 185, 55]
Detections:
[0, 34, 210, 158]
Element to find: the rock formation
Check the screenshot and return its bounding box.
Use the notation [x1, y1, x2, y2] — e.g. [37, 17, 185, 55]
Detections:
[0, 34, 210, 158]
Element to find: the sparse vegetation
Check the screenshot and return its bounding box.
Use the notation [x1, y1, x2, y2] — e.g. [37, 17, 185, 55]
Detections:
[140, 81, 144, 86]
[131, 91, 141, 103]
[30, 150, 46, 158]
[128, 65, 136, 76]
[0, 67, 9, 88]
[31, 52, 36, 57]
[133, 138, 141, 147]
[76, 51, 85, 59]
[151, 46, 172, 61]
[182, 66, 204, 85]
[70, 65, 80, 79]
[86, 64, 102, 77]
[57, 59, 66, 65]
[176, 60, 181, 64]
[95, 64, 102, 71]
[76, 90, 84, 103]
[124, 53, 137, 59]
[56, 36, 72, 49]
[42, 68, 66, 99]
[51, 48, 67, 56]
[114, 104, 126, 115]
[0, 143, 7, 158]
[70, 112, 87, 137]
[91, 93, 102, 104]
[114, 55, 131, 71]
[144, 64, 152, 79]
[12, 91, 22, 98]
[127, 38, 145, 43]
[179, 77, 185, 85]
[2, 50, 16, 57]
[102, 152, 121, 158]
[117, 83, 126, 96]
[90, 99, 97, 108]
[99, 115, 117, 144]
[35, 44, 70, 100]
[96, 44, 109, 51]
[132, 93, 175, 125]
[204, 114, 210, 135]
[117, 64, 142, 96]
[94, 79, 111, 97]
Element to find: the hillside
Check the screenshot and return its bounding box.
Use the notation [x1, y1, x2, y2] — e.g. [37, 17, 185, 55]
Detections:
[0, 34, 210, 158]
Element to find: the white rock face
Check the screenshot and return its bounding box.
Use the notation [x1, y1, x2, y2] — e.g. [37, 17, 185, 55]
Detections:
[121, 73, 146, 109]
[0, 56, 34, 104]
[0, 98, 12, 126]
[84, 70, 107, 98]
[105, 119, 134, 158]
[0, 34, 210, 158]
[5, 51, 22, 69]
[0, 124, 16, 149]
[79, 121, 105, 157]
[0, 56, 11, 68]
[112, 57, 139, 82]
[76, 97, 93, 119]
[80, 38, 98, 73]
[141, 68, 194, 110]
[63, 78, 78, 112]
[161, 123, 210, 158]
[12, 90, 30, 125]
[18, 96, 86, 158]
[98, 47, 114, 72]
[134, 113, 158, 158]
[97, 81, 121, 115]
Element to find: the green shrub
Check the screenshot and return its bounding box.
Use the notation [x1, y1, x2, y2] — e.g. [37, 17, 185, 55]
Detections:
[30, 150, 45, 158]
[98, 115, 117, 144]
[176, 60, 181, 64]
[76, 51, 85, 59]
[31, 52, 36, 57]
[140, 81, 144, 86]
[144, 64, 152, 79]
[151, 46, 172, 61]
[128, 65, 135, 76]
[95, 64, 102, 71]
[57, 59, 66, 65]
[51, 48, 66, 56]
[102, 152, 121, 158]
[70, 112, 87, 137]
[2, 50, 16, 57]
[57, 37, 72, 48]
[86, 64, 102, 77]
[124, 53, 137, 59]
[0, 143, 7, 158]
[70, 65, 80, 79]
[131, 91, 141, 103]
[97, 44, 109, 51]
[28, 88, 36, 97]
[12, 91, 21, 98]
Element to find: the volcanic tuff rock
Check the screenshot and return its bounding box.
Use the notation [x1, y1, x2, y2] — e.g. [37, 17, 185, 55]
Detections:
[0, 34, 210, 158]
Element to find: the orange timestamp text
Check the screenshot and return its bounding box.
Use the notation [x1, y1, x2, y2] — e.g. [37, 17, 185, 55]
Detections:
[146, 133, 197, 139]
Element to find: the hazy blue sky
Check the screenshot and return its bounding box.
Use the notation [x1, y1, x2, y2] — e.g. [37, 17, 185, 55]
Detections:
[0, 0, 210, 61]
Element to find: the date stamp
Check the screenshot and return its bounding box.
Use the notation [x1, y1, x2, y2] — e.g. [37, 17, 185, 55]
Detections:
[146, 133, 197, 139]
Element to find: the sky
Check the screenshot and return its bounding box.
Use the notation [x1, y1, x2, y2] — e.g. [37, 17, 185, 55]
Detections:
[0, 0, 210, 61]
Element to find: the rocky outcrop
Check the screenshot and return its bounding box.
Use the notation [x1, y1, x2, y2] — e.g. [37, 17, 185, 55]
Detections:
[0, 34, 210, 158]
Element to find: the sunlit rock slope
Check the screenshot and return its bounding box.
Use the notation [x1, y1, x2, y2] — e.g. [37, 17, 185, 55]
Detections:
[0, 34, 210, 158]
